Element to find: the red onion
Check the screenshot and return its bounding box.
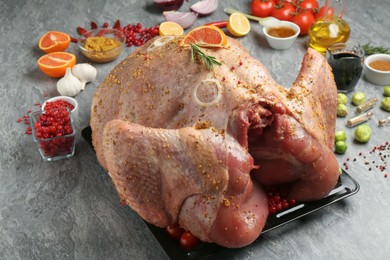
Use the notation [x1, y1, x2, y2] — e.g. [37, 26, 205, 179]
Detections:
[190, 0, 218, 16]
[153, 0, 184, 11]
[163, 11, 199, 29]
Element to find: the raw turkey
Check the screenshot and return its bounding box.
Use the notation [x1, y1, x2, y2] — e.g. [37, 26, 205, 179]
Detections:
[90, 36, 339, 248]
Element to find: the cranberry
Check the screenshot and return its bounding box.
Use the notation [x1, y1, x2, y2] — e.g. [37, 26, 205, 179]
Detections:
[119, 22, 160, 47]
[44, 100, 74, 111]
[266, 187, 298, 214]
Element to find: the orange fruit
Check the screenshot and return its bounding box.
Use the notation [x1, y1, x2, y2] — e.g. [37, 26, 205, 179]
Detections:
[159, 21, 184, 36]
[37, 52, 76, 78]
[227, 13, 251, 37]
[38, 31, 71, 53]
[180, 25, 227, 47]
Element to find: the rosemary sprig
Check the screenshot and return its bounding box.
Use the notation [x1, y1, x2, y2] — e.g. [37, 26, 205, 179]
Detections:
[190, 43, 222, 70]
[362, 42, 390, 55]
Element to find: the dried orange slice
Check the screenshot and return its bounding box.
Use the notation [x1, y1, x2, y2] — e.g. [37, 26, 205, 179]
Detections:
[180, 25, 227, 47]
[38, 31, 71, 53]
[227, 13, 251, 37]
[159, 21, 184, 36]
[37, 52, 76, 78]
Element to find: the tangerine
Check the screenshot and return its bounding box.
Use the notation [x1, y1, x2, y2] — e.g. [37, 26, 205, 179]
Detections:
[37, 52, 76, 78]
[38, 31, 71, 53]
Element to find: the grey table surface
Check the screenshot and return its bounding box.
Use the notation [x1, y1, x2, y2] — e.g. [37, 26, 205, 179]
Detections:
[1, 0, 390, 259]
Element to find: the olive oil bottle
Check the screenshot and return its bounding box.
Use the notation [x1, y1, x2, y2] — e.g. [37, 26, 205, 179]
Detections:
[308, 17, 350, 54]
[308, 0, 350, 54]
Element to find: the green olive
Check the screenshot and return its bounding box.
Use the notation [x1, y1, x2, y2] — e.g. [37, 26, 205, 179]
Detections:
[337, 104, 348, 117]
[337, 93, 348, 105]
[354, 124, 372, 143]
[335, 130, 347, 142]
[335, 141, 347, 154]
[384, 85, 390, 97]
[352, 92, 366, 106]
[381, 97, 390, 111]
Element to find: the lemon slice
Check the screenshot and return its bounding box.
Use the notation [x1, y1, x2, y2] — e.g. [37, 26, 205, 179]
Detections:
[159, 21, 184, 36]
[227, 12, 251, 37]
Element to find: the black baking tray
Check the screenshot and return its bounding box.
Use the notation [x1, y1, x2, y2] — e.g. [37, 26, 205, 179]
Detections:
[82, 126, 360, 260]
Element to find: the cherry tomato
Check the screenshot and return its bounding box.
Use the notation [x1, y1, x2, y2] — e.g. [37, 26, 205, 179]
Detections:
[271, 2, 295, 21]
[314, 5, 334, 20]
[298, 0, 319, 15]
[179, 231, 200, 250]
[250, 0, 276, 18]
[275, 0, 296, 4]
[291, 12, 315, 35]
[165, 223, 184, 240]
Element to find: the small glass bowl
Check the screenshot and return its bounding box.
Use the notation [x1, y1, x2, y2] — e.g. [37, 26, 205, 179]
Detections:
[78, 28, 125, 63]
[30, 108, 76, 161]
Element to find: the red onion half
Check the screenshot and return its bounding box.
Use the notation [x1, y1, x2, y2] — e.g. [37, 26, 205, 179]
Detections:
[190, 0, 218, 16]
[163, 11, 199, 29]
[153, 0, 184, 11]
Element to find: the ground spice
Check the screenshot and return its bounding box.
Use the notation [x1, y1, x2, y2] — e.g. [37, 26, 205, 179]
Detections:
[81, 36, 123, 62]
[84, 36, 121, 52]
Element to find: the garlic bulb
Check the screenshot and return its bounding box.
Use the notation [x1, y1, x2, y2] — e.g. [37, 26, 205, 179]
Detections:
[72, 63, 97, 90]
[57, 68, 83, 97]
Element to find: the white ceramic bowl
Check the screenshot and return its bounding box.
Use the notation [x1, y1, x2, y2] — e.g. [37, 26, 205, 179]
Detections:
[263, 21, 300, 50]
[42, 96, 79, 119]
[364, 54, 390, 85]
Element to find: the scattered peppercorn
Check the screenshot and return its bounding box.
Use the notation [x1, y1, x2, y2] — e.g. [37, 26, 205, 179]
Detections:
[343, 141, 390, 178]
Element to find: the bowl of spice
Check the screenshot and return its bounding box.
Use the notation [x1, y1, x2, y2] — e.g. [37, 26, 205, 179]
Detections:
[364, 54, 390, 85]
[263, 21, 300, 50]
[78, 28, 125, 63]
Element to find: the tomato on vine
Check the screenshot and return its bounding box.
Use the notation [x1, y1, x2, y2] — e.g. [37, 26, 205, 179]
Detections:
[314, 5, 334, 20]
[291, 12, 315, 35]
[297, 0, 319, 15]
[271, 2, 295, 21]
[250, 0, 276, 18]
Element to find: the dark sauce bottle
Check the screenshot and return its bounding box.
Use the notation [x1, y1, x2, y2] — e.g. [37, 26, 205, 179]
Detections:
[328, 52, 363, 93]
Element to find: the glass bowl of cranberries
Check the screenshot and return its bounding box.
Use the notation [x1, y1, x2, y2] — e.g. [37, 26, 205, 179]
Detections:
[30, 107, 76, 161]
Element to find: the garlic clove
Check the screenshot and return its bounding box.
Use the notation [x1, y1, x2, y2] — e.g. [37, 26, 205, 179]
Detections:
[57, 68, 83, 97]
[72, 63, 97, 90]
[79, 81, 87, 91]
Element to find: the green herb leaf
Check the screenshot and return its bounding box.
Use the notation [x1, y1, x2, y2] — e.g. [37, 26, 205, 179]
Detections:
[190, 43, 222, 70]
[362, 42, 390, 55]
